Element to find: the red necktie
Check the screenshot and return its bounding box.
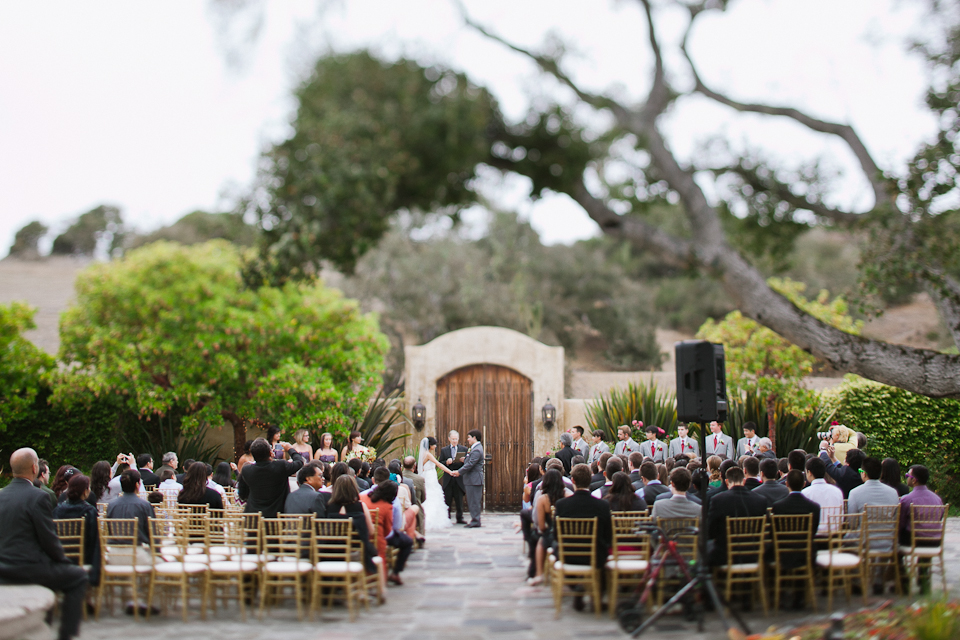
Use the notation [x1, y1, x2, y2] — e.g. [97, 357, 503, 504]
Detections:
[681, 441, 685, 452]
[714, 435, 719, 450]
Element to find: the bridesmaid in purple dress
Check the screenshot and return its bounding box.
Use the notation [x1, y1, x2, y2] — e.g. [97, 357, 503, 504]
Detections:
[291, 429, 313, 461]
[316, 432, 338, 463]
[266, 425, 285, 460]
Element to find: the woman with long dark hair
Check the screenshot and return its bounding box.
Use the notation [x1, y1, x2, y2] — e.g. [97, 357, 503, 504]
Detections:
[237, 440, 254, 471]
[51, 465, 78, 499]
[89, 461, 111, 505]
[265, 425, 285, 460]
[325, 475, 378, 573]
[529, 469, 571, 585]
[522, 463, 541, 510]
[212, 461, 236, 488]
[341, 430, 369, 462]
[880, 458, 910, 497]
[178, 462, 224, 509]
[606, 471, 645, 512]
[53, 474, 101, 584]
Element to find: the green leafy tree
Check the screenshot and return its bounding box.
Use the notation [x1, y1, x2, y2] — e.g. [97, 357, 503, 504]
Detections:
[8, 221, 48, 259]
[697, 278, 861, 449]
[0, 302, 55, 431]
[51, 204, 125, 257]
[53, 240, 389, 459]
[126, 210, 257, 250]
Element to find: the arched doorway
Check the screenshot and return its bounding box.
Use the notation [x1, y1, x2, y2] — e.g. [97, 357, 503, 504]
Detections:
[435, 364, 532, 510]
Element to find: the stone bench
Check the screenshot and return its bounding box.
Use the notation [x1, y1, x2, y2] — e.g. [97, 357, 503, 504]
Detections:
[0, 586, 55, 640]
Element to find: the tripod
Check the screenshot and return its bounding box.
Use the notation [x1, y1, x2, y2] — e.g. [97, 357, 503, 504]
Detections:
[622, 422, 752, 638]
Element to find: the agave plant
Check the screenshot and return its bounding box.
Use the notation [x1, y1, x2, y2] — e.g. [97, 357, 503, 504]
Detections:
[334, 387, 412, 460]
[118, 409, 223, 465]
[584, 379, 678, 442]
[725, 390, 831, 454]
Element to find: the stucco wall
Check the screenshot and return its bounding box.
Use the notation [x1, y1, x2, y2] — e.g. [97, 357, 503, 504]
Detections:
[404, 326, 564, 456]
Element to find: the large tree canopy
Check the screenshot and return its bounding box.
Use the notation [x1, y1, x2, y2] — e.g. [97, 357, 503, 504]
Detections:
[0, 302, 54, 431]
[53, 240, 388, 458]
[246, 2, 960, 397]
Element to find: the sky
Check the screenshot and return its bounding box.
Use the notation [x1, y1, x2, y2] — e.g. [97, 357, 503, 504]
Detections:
[0, 0, 938, 254]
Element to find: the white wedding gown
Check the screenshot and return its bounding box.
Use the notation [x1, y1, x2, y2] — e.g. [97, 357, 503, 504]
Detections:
[420, 460, 453, 532]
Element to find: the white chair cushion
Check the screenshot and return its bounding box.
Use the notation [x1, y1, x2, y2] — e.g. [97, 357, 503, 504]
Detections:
[899, 545, 943, 557]
[718, 563, 760, 572]
[815, 552, 861, 568]
[606, 559, 648, 572]
[159, 546, 184, 558]
[154, 562, 207, 574]
[184, 553, 227, 564]
[554, 562, 595, 574]
[229, 553, 273, 563]
[209, 560, 259, 573]
[264, 560, 312, 574]
[103, 564, 152, 574]
[315, 561, 364, 574]
[209, 546, 246, 556]
[371, 557, 383, 566]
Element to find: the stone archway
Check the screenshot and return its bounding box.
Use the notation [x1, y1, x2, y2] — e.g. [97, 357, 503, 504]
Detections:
[436, 364, 532, 511]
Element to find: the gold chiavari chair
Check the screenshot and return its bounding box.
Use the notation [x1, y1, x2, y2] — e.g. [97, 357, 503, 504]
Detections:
[654, 517, 699, 605]
[769, 514, 816, 612]
[145, 518, 208, 621]
[260, 517, 312, 620]
[55, 519, 87, 569]
[898, 503, 949, 595]
[714, 516, 767, 615]
[96, 518, 151, 619]
[815, 512, 866, 611]
[607, 514, 651, 618]
[311, 518, 363, 620]
[552, 517, 601, 618]
[863, 504, 901, 595]
[207, 513, 260, 620]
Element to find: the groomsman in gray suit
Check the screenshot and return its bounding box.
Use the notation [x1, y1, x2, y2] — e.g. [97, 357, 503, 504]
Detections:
[453, 429, 484, 528]
[570, 426, 591, 460]
[669, 424, 699, 459]
[613, 425, 641, 456]
[638, 426, 667, 463]
[705, 421, 735, 460]
[588, 429, 610, 464]
[736, 422, 760, 458]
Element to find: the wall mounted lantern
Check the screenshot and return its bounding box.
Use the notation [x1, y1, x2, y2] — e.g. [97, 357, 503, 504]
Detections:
[412, 398, 426, 431]
[542, 398, 556, 430]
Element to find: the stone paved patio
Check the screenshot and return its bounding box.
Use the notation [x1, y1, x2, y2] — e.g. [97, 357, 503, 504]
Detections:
[74, 514, 960, 640]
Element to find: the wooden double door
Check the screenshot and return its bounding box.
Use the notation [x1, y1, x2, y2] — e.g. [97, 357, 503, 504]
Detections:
[435, 364, 532, 511]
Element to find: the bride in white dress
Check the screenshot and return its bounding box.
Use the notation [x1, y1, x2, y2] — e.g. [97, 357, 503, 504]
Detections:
[418, 437, 455, 532]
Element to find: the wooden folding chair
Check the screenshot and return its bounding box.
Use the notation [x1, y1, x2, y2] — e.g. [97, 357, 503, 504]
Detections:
[714, 516, 767, 615]
[898, 503, 949, 595]
[311, 519, 364, 620]
[260, 517, 312, 620]
[552, 517, 601, 618]
[145, 517, 208, 621]
[207, 513, 260, 620]
[55, 518, 87, 570]
[769, 514, 816, 612]
[815, 512, 866, 611]
[96, 518, 151, 619]
[654, 517, 699, 605]
[607, 515, 651, 618]
[863, 504, 901, 595]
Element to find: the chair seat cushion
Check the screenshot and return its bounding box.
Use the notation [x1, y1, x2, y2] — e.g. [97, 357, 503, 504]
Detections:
[184, 554, 227, 564]
[229, 553, 274, 563]
[816, 552, 861, 568]
[315, 561, 364, 574]
[554, 562, 595, 574]
[606, 559, 649, 572]
[154, 561, 207, 574]
[899, 545, 943, 557]
[209, 546, 246, 556]
[263, 561, 312, 574]
[717, 563, 760, 572]
[209, 560, 259, 573]
[103, 564, 152, 574]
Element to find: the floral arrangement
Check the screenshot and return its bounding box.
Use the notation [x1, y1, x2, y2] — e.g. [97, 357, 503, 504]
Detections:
[344, 444, 378, 464]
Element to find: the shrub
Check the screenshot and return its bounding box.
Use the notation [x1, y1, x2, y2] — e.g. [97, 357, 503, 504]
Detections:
[584, 379, 677, 442]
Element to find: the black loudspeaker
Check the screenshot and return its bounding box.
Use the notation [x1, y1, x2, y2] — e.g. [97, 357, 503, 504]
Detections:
[675, 340, 728, 423]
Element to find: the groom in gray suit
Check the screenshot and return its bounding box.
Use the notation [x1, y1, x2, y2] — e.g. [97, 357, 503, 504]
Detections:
[453, 429, 484, 528]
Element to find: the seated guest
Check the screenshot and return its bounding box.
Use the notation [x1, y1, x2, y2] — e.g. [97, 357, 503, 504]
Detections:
[605, 471, 646, 512]
[156, 467, 182, 499]
[177, 462, 224, 510]
[347, 458, 370, 491]
[819, 447, 865, 498]
[898, 464, 943, 545]
[651, 468, 701, 520]
[106, 469, 155, 545]
[715, 459, 738, 492]
[284, 463, 326, 515]
[772, 469, 821, 603]
[627, 452, 644, 491]
[753, 458, 789, 507]
[847, 456, 899, 514]
[555, 433, 577, 475]
[53, 474, 101, 586]
[324, 475, 378, 573]
[742, 457, 762, 490]
[529, 469, 571, 585]
[638, 461, 670, 505]
[0, 448, 88, 640]
[755, 438, 776, 460]
[779, 449, 808, 486]
[801, 457, 843, 535]
[51, 465, 79, 500]
[706, 466, 768, 565]
[33, 460, 56, 508]
[590, 453, 612, 491]
[212, 461, 237, 489]
[89, 461, 112, 505]
[555, 464, 612, 611]
[880, 458, 910, 497]
[362, 480, 412, 586]
[136, 454, 161, 488]
[591, 456, 622, 499]
[237, 438, 304, 517]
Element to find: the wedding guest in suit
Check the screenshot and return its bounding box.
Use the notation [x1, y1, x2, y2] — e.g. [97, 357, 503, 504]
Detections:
[639, 425, 667, 463]
[605, 472, 646, 512]
[588, 429, 610, 464]
[555, 464, 612, 611]
[440, 430, 467, 524]
[742, 456, 762, 490]
[755, 437, 776, 460]
[779, 449, 808, 486]
[638, 461, 670, 505]
[651, 467, 701, 519]
[627, 452, 644, 491]
[590, 452, 612, 491]
[555, 433, 577, 474]
[669, 424, 699, 459]
[736, 422, 760, 458]
[706, 466, 768, 565]
[136, 454, 160, 488]
[614, 425, 641, 456]
[705, 421, 735, 460]
[847, 456, 899, 514]
[591, 457, 623, 499]
[772, 469, 821, 606]
[106, 469, 155, 545]
[753, 458, 789, 507]
[284, 464, 326, 515]
[0, 448, 88, 640]
[238, 437, 304, 518]
[570, 425, 590, 459]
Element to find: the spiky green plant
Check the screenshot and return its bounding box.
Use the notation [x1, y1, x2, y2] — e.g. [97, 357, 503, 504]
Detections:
[584, 379, 678, 442]
[326, 387, 411, 460]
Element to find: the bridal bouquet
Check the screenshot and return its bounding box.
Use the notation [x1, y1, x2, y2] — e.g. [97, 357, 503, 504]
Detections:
[344, 445, 377, 464]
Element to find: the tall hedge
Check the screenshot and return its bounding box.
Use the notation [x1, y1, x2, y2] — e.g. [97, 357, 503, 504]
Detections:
[825, 377, 960, 502]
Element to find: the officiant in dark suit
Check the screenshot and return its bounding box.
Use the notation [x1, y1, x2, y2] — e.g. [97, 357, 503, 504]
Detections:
[440, 430, 468, 524]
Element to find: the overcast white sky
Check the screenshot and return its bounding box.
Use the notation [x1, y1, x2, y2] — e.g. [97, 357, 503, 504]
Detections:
[0, 0, 937, 253]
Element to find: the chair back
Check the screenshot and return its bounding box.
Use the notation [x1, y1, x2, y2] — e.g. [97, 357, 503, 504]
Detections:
[863, 504, 900, 554]
[724, 516, 766, 566]
[239, 512, 263, 556]
[99, 518, 141, 566]
[313, 518, 354, 563]
[55, 518, 86, 566]
[176, 504, 210, 549]
[368, 508, 380, 547]
[147, 516, 186, 563]
[610, 515, 651, 564]
[908, 503, 948, 547]
[262, 517, 305, 560]
[818, 505, 843, 534]
[554, 517, 598, 568]
[824, 512, 864, 555]
[658, 517, 700, 563]
[770, 514, 814, 565]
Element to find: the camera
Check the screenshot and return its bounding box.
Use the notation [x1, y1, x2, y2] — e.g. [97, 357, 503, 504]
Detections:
[816, 430, 833, 440]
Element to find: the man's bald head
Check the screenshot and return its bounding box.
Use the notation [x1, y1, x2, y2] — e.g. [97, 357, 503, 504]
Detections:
[10, 448, 39, 478]
[403, 456, 416, 470]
